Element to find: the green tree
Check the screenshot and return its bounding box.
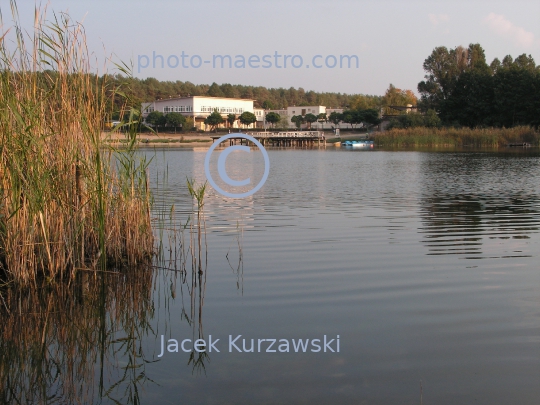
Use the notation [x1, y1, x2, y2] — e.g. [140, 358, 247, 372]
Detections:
[291, 115, 305, 129]
[304, 113, 317, 129]
[357, 108, 381, 127]
[341, 110, 356, 128]
[490, 58, 502, 74]
[349, 94, 382, 110]
[442, 69, 495, 127]
[317, 113, 327, 129]
[262, 100, 274, 109]
[387, 112, 426, 129]
[513, 53, 537, 72]
[165, 112, 186, 133]
[145, 110, 166, 133]
[204, 110, 224, 131]
[265, 112, 281, 128]
[328, 111, 342, 128]
[227, 113, 237, 128]
[239, 111, 257, 128]
[439, 51, 539, 127]
[207, 82, 224, 97]
[417, 44, 489, 113]
[423, 109, 442, 128]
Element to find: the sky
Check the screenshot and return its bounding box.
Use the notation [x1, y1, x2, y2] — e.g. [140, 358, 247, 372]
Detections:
[2, 0, 540, 96]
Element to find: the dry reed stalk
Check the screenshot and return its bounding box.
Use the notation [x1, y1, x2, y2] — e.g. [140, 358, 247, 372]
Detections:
[0, 2, 154, 285]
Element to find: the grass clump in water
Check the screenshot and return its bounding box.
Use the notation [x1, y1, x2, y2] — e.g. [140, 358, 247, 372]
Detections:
[0, 3, 153, 285]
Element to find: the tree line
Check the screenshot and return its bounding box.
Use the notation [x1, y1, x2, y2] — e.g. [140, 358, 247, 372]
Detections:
[106, 75, 418, 115]
[417, 43, 540, 128]
[144, 109, 258, 132]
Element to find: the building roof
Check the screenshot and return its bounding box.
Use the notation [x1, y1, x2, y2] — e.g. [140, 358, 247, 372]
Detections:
[146, 95, 256, 103]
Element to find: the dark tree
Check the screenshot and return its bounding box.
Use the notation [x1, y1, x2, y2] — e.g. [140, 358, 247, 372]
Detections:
[239, 111, 257, 128]
[227, 113, 237, 128]
[291, 115, 304, 129]
[204, 110, 224, 131]
[165, 112, 186, 133]
[265, 112, 281, 128]
[145, 111, 166, 133]
[328, 111, 342, 127]
[304, 113, 318, 129]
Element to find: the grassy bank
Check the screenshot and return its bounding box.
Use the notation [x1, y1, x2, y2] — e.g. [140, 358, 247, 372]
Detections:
[374, 126, 540, 147]
[0, 6, 153, 285]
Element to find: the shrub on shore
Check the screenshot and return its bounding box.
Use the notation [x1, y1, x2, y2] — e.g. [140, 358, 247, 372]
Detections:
[374, 126, 540, 147]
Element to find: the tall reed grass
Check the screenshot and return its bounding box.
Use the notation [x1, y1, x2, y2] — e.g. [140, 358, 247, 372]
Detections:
[374, 126, 540, 147]
[0, 3, 153, 285]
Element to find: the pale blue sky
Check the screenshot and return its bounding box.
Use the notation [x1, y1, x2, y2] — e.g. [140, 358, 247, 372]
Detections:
[3, 0, 540, 96]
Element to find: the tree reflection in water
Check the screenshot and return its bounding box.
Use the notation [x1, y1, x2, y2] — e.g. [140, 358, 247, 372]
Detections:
[419, 193, 540, 258]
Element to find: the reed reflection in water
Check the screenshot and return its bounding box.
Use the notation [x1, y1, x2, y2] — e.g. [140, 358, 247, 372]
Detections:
[0, 270, 155, 404]
[0, 179, 224, 402]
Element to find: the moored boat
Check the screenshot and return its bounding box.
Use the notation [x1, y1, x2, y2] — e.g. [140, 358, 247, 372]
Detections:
[342, 140, 374, 148]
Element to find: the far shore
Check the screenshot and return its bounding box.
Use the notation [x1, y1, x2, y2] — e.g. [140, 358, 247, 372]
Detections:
[101, 126, 540, 148]
[101, 130, 370, 148]
[102, 131, 215, 148]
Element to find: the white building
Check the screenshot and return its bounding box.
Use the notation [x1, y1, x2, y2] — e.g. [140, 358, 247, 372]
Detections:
[264, 106, 343, 129]
[141, 96, 346, 130]
[142, 96, 259, 130]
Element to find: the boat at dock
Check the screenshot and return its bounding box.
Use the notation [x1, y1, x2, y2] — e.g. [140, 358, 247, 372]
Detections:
[342, 140, 374, 148]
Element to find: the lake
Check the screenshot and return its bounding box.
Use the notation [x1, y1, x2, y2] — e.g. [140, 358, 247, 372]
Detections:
[2, 147, 540, 404]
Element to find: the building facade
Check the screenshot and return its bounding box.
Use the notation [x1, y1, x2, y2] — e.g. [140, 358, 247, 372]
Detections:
[141, 96, 346, 131]
[142, 96, 258, 130]
[265, 106, 343, 129]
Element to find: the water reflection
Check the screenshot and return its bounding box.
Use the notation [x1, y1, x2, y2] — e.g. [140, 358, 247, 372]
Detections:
[419, 153, 540, 258]
[0, 196, 232, 401]
[0, 270, 156, 404]
[419, 194, 540, 258]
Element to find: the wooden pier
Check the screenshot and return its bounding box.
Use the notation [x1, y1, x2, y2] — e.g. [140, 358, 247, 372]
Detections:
[211, 131, 326, 147]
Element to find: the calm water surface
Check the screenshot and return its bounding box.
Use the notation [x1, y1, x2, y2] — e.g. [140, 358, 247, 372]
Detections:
[3, 148, 540, 404]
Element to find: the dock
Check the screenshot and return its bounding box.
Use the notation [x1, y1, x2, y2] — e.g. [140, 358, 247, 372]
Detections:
[211, 131, 326, 147]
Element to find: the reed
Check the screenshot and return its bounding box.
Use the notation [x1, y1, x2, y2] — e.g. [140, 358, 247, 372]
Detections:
[0, 3, 153, 285]
[374, 126, 540, 147]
